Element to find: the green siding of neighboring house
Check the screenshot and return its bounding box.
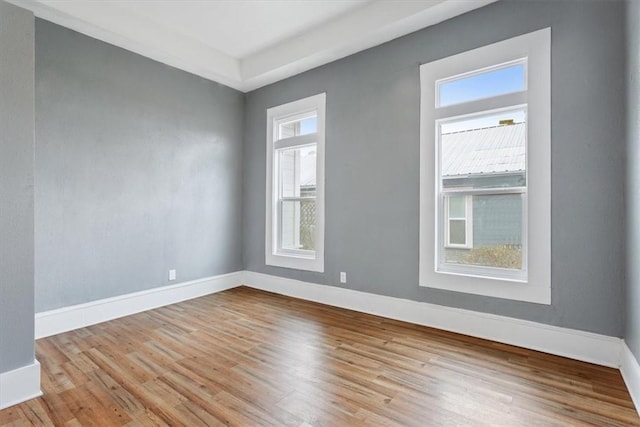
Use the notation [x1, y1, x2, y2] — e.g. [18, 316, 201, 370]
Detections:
[473, 194, 522, 247]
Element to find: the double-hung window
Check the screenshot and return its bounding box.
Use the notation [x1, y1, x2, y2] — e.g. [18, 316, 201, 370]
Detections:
[266, 93, 325, 272]
[419, 29, 551, 304]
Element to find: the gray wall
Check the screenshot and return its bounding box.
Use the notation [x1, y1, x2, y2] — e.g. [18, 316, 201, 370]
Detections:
[0, 1, 35, 372]
[35, 20, 244, 312]
[626, 0, 640, 358]
[243, 0, 626, 336]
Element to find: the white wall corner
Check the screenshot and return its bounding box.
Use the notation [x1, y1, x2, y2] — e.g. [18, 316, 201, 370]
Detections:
[0, 360, 42, 410]
[35, 271, 243, 339]
[621, 341, 640, 413]
[240, 271, 622, 369]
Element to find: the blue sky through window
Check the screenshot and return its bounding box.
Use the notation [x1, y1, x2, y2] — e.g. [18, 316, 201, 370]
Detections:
[438, 63, 525, 107]
[299, 117, 317, 135]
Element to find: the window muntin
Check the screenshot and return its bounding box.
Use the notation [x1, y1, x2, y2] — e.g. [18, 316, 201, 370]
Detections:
[419, 28, 550, 304]
[266, 93, 325, 272]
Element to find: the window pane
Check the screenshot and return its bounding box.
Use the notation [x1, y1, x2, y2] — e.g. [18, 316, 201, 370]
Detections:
[279, 145, 316, 198]
[438, 63, 525, 107]
[449, 196, 466, 218]
[281, 200, 316, 251]
[440, 109, 526, 189]
[449, 220, 466, 245]
[278, 115, 317, 139]
[444, 194, 523, 269]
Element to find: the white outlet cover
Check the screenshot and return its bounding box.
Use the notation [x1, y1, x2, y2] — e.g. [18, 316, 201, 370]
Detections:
[340, 272, 347, 283]
[169, 269, 176, 281]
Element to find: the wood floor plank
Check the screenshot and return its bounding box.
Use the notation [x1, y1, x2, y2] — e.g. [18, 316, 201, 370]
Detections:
[0, 286, 637, 426]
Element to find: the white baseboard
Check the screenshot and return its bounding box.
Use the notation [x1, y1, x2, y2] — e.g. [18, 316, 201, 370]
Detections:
[621, 341, 640, 411]
[33, 269, 623, 370]
[28, 270, 633, 411]
[241, 271, 622, 368]
[0, 360, 42, 410]
[35, 272, 243, 339]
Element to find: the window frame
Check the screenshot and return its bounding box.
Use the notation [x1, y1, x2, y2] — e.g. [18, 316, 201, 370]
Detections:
[265, 93, 326, 272]
[437, 106, 528, 282]
[419, 29, 551, 304]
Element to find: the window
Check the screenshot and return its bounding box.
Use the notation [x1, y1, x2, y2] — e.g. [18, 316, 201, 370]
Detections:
[445, 195, 472, 249]
[266, 93, 325, 272]
[419, 29, 550, 304]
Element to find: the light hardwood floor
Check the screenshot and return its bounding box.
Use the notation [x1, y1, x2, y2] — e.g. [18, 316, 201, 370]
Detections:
[0, 286, 637, 426]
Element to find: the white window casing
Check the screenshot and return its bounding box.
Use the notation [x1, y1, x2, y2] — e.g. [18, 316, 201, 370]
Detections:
[419, 29, 551, 304]
[266, 93, 326, 272]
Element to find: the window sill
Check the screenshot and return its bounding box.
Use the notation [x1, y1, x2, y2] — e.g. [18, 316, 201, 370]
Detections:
[419, 271, 550, 305]
[437, 264, 527, 283]
[266, 252, 324, 273]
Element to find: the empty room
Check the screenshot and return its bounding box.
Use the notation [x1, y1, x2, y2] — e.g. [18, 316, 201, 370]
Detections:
[1, 0, 640, 425]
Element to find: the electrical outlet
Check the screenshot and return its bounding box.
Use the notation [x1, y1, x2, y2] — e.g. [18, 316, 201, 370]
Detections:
[169, 269, 176, 281]
[340, 272, 347, 284]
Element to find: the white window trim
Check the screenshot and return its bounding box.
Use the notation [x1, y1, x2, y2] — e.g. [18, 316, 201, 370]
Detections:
[445, 194, 473, 249]
[265, 93, 326, 272]
[419, 28, 551, 304]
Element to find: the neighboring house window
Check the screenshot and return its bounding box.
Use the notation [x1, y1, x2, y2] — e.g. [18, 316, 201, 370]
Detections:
[266, 93, 325, 272]
[419, 29, 551, 304]
[445, 195, 472, 249]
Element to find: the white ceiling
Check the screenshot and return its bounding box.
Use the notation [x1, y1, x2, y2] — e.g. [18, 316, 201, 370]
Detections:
[10, 0, 498, 92]
[110, 1, 373, 59]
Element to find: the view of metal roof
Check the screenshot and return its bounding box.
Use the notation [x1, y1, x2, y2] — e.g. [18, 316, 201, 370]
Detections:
[441, 122, 525, 177]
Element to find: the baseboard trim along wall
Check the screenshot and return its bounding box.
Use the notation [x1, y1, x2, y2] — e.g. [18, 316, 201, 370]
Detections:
[33, 270, 625, 372]
[621, 342, 640, 412]
[35, 272, 243, 339]
[241, 271, 623, 369]
[0, 360, 42, 410]
[28, 270, 638, 413]
[35, 270, 623, 368]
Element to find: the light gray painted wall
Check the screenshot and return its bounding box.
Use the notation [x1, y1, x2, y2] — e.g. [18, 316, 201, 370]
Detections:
[243, 0, 626, 336]
[626, 0, 640, 358]
[35, 20, 244, 312]
[0, 1, 35, 373]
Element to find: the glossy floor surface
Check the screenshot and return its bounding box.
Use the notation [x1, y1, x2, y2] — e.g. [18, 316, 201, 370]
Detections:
[0, 286, 637, 426]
